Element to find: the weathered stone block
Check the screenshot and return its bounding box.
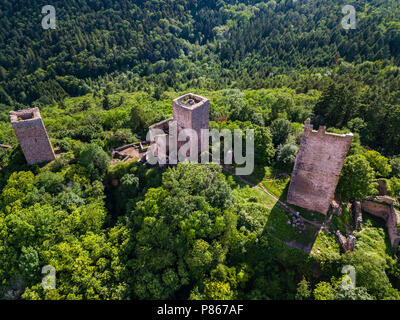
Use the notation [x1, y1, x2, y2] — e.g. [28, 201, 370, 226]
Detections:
[173, 93, 210, 148]
[10, 108, 55, 165]
[287, 119, 353, 214]
[148, 93, 210, 163]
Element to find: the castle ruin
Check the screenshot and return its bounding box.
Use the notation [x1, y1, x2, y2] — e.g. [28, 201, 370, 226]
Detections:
[361, 196, 400, 249]
[172, 93, 210, 147]
[148, 93, 210, 162]
[10, 108, 55, 165]
[287, 119, 353, 214]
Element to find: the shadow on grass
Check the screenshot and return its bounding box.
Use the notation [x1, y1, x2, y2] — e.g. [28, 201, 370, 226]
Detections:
[264, 200, 320, 254]
[225, 166, 322, 254]
[262, 176, 290, 200]
[246, 164, 292, 186]
[241, 165, 266, 186]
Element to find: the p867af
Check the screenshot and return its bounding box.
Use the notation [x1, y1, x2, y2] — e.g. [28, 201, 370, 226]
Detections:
[201, 305, 244, 316]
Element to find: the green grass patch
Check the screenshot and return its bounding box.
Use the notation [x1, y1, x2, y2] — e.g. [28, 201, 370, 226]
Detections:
[311, 231, 341, 261]
[265, 205, 319, 247]
[262, 177, 290, 199]
[287, 203, 326, 224]
[330, 205, 353, 234]
[233, 185, 277, 209]
[225, 170, 318, 249]
[354, 226, 393, 258]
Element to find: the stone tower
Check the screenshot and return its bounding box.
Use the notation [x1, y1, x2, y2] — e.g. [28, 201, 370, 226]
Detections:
[10, 108, 55, 165]
[148, 93, 210, 163]
[173, 93, 210, 148]
[286, 119, 353, 214]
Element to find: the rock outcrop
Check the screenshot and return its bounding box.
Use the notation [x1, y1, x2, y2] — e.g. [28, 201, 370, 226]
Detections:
[331, 200, 343, 217]
[336, 231, 356, 252]
[352, 201, 363, 231]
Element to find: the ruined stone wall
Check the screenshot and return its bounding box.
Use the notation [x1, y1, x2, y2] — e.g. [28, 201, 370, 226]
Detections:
[148, 117, 173, 142]
[362, 196, 400, 249]
[10, 108, 55, 165]
[287, 120, 353, 214]
[352, 201, 363, 231]
[336, 231, 356, 252]
[361, 200, 390, 220]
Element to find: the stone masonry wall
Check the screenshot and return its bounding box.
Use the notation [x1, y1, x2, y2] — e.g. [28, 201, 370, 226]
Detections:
[287, 119, 353, 214]
[173, 93, 210, 148]
[147, 94, 210, 162]
[10, 108, 55, 165]
[362, 196, 400, 249]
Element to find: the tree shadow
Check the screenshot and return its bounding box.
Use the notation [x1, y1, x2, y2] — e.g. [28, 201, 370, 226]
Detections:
[264, 183, 322, 254]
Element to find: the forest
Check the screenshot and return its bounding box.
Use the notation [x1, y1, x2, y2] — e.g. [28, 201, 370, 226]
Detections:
[0, 0, 400, 300]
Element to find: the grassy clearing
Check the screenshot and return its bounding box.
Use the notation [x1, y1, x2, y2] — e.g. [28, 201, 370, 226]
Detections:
[289, 203, 327, 224]
[262, 176, 290, 199]
[233, 185, 277, 209]
[265, 205, 319, 247]
[311, 231, 341, 259]
[225, 170, 319, 249]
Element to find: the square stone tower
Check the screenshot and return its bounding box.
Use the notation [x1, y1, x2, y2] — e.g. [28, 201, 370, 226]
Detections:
[286, 119, 353, 214]
[10, 108, 55, 165]
[173, 93, 210, 148]
[147, 93, 210, 163]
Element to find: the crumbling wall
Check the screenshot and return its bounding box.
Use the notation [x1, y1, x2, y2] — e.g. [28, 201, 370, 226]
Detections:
[148, 118, 173, 143]
[10, 108, 55, 165]
[377, 179, 389, 196]
[336, 231, 356, 252]
[361, 196, 400, 250]
[352, 201, 363, 231]
[287, 119, 353, 214]
[361, 198, 390, 220]
[331, 200, 343, 217]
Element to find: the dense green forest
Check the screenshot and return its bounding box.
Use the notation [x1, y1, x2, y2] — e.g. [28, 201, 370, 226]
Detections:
[0, 0, 400, 300]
